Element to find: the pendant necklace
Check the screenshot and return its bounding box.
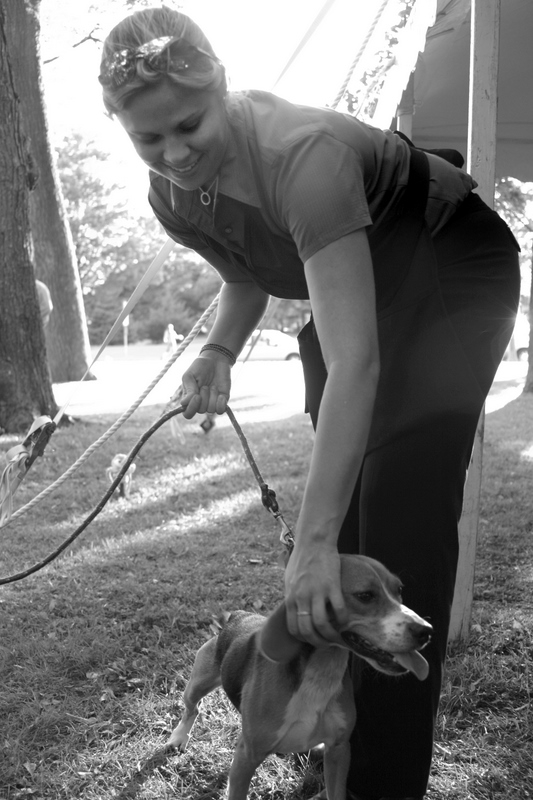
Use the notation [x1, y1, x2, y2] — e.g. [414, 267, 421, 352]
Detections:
[199, 176, 219, 208]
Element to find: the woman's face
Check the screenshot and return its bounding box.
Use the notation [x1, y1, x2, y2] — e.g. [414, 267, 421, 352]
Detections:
[117, 79, 228, 191]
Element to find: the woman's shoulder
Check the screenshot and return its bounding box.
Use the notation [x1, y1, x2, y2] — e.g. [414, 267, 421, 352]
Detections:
[225, 90, 372, 156]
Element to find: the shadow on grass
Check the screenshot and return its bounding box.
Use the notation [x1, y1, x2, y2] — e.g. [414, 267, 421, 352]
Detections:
[114, 747, 169, 800]
[114, 746, 228, 800]
[113, 746, 321, 800]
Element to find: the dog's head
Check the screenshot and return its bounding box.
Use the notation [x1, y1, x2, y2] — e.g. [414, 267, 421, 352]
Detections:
[258, 554, 432, 681]
[338, 555, 432, 680]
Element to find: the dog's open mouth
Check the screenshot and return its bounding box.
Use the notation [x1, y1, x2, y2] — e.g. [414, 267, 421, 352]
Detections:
[341, 631, 429, 681]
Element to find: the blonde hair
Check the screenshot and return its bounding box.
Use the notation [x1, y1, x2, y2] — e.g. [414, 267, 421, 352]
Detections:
[100, 6, 226, 114]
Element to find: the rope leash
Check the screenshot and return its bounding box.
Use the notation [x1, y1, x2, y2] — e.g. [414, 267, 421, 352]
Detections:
[0, 405, 293, 586]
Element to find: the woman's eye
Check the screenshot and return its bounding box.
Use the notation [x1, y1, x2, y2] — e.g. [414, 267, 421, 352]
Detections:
[179, 121, 199, 133]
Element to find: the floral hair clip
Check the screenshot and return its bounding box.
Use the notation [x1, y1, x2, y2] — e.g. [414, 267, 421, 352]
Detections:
[99, 36, 216, 89]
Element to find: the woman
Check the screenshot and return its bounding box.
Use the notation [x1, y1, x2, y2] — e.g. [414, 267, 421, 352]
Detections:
[99, 8, 520, 798]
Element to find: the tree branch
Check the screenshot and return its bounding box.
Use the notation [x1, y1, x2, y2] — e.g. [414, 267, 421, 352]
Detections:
[43, 28, 101, 65]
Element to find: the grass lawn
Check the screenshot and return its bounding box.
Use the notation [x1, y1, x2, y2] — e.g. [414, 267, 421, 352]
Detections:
[0, 393, 532, 799]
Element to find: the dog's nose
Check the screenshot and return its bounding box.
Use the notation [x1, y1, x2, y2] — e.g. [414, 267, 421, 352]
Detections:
[410, 621, 432, 647]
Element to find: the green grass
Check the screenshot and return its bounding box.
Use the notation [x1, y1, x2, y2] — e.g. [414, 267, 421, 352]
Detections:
[0, 395, 532, 799]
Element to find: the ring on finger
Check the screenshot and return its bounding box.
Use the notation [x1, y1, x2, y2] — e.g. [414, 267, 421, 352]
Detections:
[296, 611, 312, 616]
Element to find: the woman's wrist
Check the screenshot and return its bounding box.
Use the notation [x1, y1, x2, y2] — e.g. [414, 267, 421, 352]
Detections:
[199, 343, 237, 366]
[294, 518, 340, 550]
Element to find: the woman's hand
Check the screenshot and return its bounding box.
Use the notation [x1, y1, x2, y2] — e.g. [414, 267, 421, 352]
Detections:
[179, 355, 232, 419]
[284, 540, 347, 646]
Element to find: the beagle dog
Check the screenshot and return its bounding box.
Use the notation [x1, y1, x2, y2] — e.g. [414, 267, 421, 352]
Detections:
[167, 554, 432, 800]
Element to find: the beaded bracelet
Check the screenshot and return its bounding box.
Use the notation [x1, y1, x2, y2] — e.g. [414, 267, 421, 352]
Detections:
[199, 343, 237, 366]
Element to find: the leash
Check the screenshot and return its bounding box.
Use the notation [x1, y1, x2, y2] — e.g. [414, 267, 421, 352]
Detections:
[0, 405, 293, 586]
[225, 407, 295, 554]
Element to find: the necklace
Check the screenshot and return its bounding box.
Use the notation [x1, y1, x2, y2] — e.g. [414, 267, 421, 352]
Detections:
[199, 176, 218, 207]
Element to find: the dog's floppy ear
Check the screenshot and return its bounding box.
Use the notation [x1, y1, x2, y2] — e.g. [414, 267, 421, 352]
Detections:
[258, 602, 303, 663]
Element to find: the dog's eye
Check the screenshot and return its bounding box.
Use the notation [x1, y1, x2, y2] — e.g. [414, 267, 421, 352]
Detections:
[355, 591, 375, 604]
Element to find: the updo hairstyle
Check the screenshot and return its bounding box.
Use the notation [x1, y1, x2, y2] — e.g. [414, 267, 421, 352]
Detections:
[100, 6, 226, 115]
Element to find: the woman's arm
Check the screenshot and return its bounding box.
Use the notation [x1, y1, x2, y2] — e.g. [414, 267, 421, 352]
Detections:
[284, 228, 380, 645]
[180, 270, 270, 419]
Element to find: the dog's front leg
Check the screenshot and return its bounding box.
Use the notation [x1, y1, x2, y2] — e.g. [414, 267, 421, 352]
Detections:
[167, 637, 221, 752]
[226, 735, 265, 800]
[320, 673, 355, 800]
[322, 738, 351, 800]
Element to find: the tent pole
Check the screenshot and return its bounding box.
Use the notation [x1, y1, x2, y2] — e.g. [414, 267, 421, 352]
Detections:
[449, 0, 501, 642]
[396, 73, 414, 139]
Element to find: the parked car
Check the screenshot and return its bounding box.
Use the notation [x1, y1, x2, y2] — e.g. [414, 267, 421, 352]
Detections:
[239, 329, 301, 361]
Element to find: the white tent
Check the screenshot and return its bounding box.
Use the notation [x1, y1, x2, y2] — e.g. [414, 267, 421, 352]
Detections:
[409, 0, 533, 182]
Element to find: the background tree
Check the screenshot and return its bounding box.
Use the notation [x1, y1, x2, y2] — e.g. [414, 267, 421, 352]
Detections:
[11, 0, 92, 384]
[0, 0, 57, 433]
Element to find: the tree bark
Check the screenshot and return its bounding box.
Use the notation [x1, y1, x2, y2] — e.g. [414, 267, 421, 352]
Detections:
[11, 0, 93, 383]
[0, 1, 58, 432]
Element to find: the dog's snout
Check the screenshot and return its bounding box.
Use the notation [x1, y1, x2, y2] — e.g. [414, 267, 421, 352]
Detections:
[410, 620, 432, 647]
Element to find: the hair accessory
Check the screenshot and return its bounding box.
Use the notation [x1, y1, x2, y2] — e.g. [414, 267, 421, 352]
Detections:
[99, 36, 216, 90]
[199, 343, 237, 366]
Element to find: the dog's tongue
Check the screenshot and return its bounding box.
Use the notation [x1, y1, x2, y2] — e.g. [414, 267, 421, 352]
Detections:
[393, 650, 429, 680]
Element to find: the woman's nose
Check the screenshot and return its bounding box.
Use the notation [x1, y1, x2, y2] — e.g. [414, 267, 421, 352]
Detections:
[164, 135, 190, 165]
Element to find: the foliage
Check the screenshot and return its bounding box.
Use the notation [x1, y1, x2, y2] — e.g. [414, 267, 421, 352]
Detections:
[0, 382, 532, 799]
[495, 178, 533, 391]
[56, 132, 136, 290]
[495, 176, 533, 304]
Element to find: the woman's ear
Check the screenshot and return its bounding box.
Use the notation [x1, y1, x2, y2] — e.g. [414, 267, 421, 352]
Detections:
[257, 601, 303, 663]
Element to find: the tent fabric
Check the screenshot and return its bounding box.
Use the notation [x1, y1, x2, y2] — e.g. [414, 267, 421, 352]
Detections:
[410, 0, 533, 181]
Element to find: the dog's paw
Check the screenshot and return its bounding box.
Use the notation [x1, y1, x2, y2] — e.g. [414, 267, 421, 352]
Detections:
[166, 729, 189, 753]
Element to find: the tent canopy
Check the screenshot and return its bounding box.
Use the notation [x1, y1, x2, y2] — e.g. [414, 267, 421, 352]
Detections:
[408, 0, 533, 181]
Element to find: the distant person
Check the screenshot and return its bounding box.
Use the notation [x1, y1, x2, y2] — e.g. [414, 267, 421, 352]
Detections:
[100, 9, 520, 798]
[163, 322, 180, 354]
[35, 280, 53, 329]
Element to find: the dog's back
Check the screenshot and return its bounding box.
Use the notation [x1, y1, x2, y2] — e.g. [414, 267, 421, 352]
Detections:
[217, 611, 311, 714]
[216, 612, 263, 711]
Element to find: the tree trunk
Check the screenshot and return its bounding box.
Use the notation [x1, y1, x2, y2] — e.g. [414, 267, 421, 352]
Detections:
[0, 1, 58, 433]
[523, 251, 533, 393]
[11, 0, 93, 383]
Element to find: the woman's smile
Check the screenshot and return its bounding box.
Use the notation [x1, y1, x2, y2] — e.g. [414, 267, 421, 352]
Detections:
[117, 79, 228, 191]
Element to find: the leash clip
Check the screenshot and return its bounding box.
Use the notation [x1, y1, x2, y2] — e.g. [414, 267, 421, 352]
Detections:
[259, 482, 294, 552]
[278, 516, 295, 552]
